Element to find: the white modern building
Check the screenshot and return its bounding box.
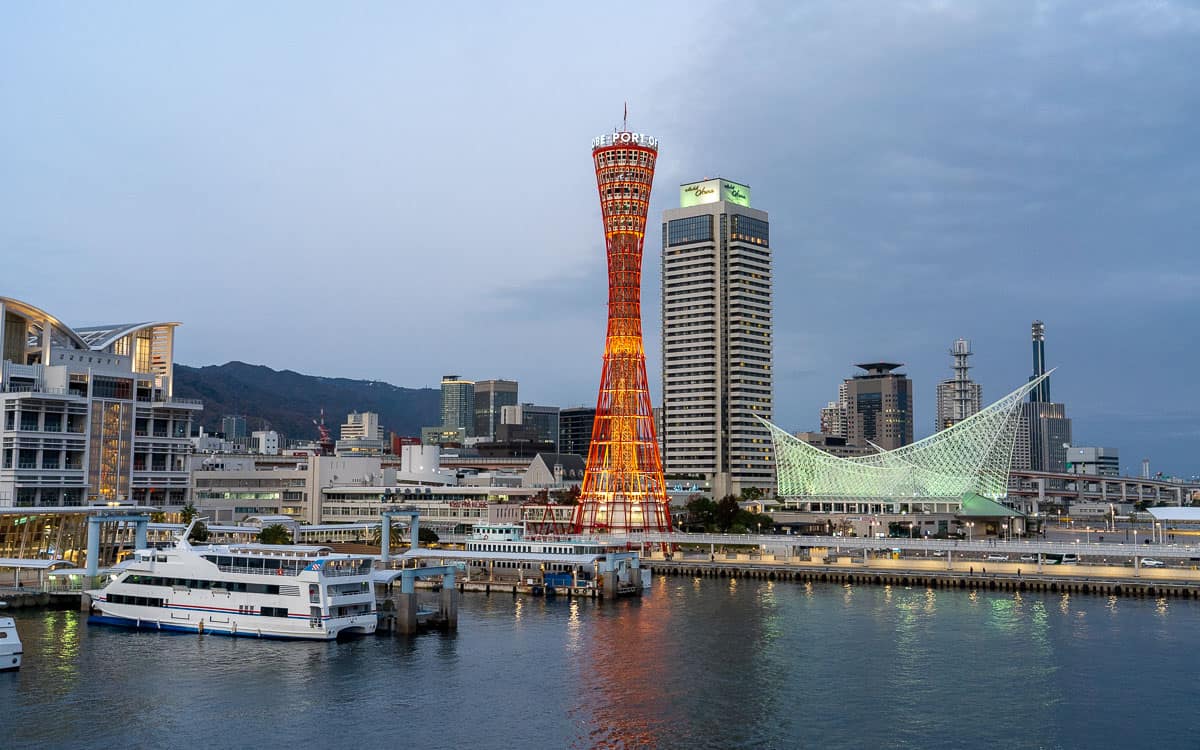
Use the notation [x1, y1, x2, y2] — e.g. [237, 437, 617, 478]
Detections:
[660, 178, 773, 498]
[251, 430, 280, 455]
[336, 411, 387, 455]
[0, 296, 201, 508]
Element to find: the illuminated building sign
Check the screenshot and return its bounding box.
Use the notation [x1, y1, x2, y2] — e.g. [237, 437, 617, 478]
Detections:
[592, 132, 658, 150]
[679, 179, 752, 208]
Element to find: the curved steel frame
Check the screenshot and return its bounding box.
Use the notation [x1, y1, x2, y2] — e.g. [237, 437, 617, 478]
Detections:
[764, 372, 1052, 501]
[573, 132, 672, 535]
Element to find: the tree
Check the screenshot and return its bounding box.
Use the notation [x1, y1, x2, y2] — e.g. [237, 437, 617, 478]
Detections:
[149, 511, 167, 523]
[180, 503, 198, 525]
[715, 495, 741, 532]
[550, 486, 581, 505]
[188, 520, 210, 543]
[258, 524, 292, 545]
[418, 527, 440, 544]
[684, 495, 716, 531]
[370, 523, 406, 548]
[740, 486, 763, 503]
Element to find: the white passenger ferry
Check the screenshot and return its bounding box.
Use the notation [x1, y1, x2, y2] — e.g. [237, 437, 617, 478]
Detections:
[465, 524, 605, 556]
[88, 520, 377, 640]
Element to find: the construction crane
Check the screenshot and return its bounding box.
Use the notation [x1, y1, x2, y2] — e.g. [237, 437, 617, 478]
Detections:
[312, 409, 334, 455]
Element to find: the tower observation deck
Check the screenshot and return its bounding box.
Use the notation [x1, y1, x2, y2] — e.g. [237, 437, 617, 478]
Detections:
[573, 128, 673, 537]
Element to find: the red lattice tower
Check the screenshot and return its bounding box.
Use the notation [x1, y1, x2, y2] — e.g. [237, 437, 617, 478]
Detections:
[573, 128, 673, 537]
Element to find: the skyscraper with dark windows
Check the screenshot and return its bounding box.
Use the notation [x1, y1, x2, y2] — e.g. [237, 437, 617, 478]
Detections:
[660, 178, 773, 498]
[1016, 321, 1072, 472]
[439, 375, 475, 436]
[473, 379, 518, 440]
[843, 362, 913, 451]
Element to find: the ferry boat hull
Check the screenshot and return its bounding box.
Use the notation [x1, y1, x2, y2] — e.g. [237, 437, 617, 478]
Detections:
[85, 612, 375, 640]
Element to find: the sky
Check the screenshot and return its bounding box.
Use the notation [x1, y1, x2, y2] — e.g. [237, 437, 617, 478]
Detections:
[1, 1, 1197, 477]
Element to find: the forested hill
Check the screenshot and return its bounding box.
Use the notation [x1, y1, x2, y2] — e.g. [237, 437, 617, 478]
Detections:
[173, 361, 440, 441]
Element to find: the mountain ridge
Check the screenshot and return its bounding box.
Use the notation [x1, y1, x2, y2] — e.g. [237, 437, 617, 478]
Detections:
[173, 361, 441, 442]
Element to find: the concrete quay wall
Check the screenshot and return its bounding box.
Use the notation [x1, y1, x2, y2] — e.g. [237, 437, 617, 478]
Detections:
[647, 560, 1200, 599]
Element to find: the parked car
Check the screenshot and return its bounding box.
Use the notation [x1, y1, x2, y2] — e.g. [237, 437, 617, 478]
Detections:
[1061, 553, 1081, 564]
[985, 554, 1009, 561]
[1141, 558, 1165, 568]
[1019, 554, 1037, 562]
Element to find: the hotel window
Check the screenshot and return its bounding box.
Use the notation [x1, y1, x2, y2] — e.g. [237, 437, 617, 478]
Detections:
[668, 215, 713, 246]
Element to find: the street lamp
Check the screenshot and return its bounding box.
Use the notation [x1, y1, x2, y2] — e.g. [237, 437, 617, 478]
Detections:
[1002, 523, 1009, 543]
[1085, 526, 1091, 544]
[966, 522, 974, 542]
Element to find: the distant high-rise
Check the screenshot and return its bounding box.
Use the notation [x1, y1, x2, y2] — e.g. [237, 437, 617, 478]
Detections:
[935, 338, 982, 431]
[473, 379, 518, 440]
[221, 415, 247, 441]
[1016, 321, 1072, 472]
[844, 362, 913, 451]
[559, 406, 596, 458]
[501, 403, 560, 450]
[660, 177, 774, 498]
[440, 375, 475, 436]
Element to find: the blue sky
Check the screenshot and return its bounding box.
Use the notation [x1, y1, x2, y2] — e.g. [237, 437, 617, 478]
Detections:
[2, 1, 1197, 476]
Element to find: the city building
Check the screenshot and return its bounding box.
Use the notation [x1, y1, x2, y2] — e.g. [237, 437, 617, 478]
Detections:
[1066, 446, 1119, 477]
[558, 406, 595, 457]
[660, 177, 774, 498]
[421, 426, 466, 447]
[440, 375, 475, 436]
[250, 430, 280, 455]
[839, 362, 914, 451]
[522, 453, 586, 489]
[766, 373, 1048, 513]
[336, 411, 387, 456]
[221, 415, 247, 442]
[501, 403, 560, 450]
[1016, 321, 1072, 473]
[575, 126, 672, 535]
[792, 431, 874, 459]
[473, 379, 518, 440]
[935, 338, 982, 431]
[0, 296, 201, 508]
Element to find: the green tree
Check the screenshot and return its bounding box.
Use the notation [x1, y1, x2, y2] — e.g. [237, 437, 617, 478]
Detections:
[715, 495, 741, 532]
[739, 486, 763, 503]
[149, 511, 167, 523]
[370, 523, 406, 548]
[180, 502, 198, 525]
[189, 520, 210, 543]
[684, 495, 716, 531]
[418, 527, 440, 544]
[258, 524, 293, 545]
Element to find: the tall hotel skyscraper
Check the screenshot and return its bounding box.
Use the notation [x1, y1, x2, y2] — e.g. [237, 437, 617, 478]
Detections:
[661, 178, 773, 498]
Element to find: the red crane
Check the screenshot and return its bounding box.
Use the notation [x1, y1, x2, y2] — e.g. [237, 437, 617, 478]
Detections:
[312, 409, 334, 455]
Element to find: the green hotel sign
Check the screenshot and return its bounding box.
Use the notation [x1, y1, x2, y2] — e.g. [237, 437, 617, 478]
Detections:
[680, 179, 751, 208]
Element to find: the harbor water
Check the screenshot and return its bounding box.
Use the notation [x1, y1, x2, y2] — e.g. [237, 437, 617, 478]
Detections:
[3, 576, 1198, 749]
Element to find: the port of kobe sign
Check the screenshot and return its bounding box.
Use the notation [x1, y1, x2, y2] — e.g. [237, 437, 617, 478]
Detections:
[592, 131, 658, 150]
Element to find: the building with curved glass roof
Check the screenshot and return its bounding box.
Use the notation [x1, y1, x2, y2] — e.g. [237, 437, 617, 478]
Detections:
[0, 296, 200, 510]
[762, 372, 1050, 514]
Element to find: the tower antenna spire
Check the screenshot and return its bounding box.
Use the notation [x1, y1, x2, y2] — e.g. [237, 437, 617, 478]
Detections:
[623, 101, 627, 131]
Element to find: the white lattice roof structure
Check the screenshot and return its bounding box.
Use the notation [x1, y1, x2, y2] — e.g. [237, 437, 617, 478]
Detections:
[762, 372, 1051, 501]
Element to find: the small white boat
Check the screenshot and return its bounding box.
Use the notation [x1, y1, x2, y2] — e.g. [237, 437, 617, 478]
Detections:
[87, 519, 377, 640]
[0, 603, 21, 671]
